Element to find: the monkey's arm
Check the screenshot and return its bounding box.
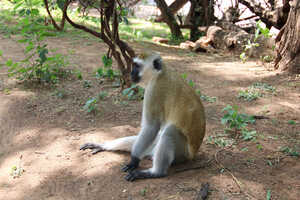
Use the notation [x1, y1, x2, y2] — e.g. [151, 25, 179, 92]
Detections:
[80, 136, 137, 154]
[122, 123, 160, 172]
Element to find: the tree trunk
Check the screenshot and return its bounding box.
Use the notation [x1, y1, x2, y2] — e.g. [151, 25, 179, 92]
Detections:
[274, 0, 300, 73]
[189, 0, 214, 41]
[155, 0, 189, 22]
[154, 0, 183, 39]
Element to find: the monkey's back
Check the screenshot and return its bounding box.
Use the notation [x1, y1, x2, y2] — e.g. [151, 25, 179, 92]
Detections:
[150, 68, 206, 159]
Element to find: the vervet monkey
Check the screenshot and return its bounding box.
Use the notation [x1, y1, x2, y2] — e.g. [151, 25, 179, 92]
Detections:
[80, 52, 206, 181]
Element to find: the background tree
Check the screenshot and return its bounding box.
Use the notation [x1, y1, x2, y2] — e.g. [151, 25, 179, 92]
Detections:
[239, 0, 291, 29]
[154, 0, 189, 22]
[154, 0, 184, 39]
[60, 0, 135, 87]
[43, 0, 67, 31]
[274, 0, 300, 73]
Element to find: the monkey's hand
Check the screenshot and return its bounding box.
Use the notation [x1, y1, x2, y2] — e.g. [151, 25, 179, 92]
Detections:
[121, 156, 140, 172]
[79, 143, 104, 154]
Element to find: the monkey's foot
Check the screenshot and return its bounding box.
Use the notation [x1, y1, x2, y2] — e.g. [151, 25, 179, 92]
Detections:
[125, 170, 166, 182]
[121, 156, 140, 172]
[79, 143, 104, 154]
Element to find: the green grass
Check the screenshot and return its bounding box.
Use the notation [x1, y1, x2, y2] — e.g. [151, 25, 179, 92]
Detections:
[0, 1, 190, 44]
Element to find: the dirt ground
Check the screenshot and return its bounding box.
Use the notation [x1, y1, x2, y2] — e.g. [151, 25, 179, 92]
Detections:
[0, 33, 299, 200]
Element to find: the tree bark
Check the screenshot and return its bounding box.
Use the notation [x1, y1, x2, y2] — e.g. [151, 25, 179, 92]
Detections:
[154, 0, 183, 39]
[189, 0, 214, 41]
[239, 0, 290, 29]
[155, 0, 189, 22]
[274, 0, 300, 73]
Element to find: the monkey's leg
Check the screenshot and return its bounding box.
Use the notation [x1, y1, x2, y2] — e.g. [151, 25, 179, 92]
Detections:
[122, 123, 160, 172]
[80, 136, 137, 154]
[125, 124, 188, 181]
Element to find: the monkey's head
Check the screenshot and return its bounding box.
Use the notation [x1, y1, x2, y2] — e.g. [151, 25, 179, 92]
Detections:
[131, 52, 163, 87]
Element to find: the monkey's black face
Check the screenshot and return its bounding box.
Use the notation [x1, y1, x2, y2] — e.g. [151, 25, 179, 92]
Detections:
[131, 62, 141, 83]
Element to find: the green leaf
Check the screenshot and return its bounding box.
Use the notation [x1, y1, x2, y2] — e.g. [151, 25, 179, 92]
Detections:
[242, 130, 257, 141]
[288, 120, 296, 125]
[102, 55, 112, 68]
[18, 38, 29, 43]
[76, 70, 82, 80]
[222, 105, 232, 112]
[122, 87, 132, 96]
[188, 80, 195, 88]
[14, 1, 24, 11]
[25, 43, 34, 53]
[106, 68, 114, 78]
[266, 190, 271, 200]
[266, 160, 272, 166]
[31, 8, 39, 16]
[96, 68, 104, 77]
[0, 50, 2, 56]
[18, 8, 26, 16]
[38, 48, 48, 64]
[6, 59, 13, 67]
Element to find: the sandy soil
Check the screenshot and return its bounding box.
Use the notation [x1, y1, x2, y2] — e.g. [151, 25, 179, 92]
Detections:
[0, 33, 299, 200]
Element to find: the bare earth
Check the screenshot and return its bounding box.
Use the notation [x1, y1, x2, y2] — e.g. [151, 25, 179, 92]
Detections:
[0, 33, 299, 200]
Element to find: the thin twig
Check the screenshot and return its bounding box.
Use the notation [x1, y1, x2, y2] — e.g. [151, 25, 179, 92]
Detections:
[175, 159, 213, 173]
[214, 148, 256, 199]
[214, 148, 242, 190]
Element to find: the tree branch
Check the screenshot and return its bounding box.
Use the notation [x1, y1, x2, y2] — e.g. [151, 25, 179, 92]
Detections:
[43, 0, 67, 31]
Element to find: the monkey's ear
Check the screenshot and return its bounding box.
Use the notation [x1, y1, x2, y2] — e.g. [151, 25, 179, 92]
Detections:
[153, 58, 162, 71]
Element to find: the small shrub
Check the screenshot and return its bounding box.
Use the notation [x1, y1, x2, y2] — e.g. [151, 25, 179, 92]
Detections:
[0, 3, 76, 84]
[241, 129, 257, 141]
[260, 55, 274, 63]
[83, 97, 99, 113]
[221, 105, 255, 131]
[4, 43, 71, 84]
[83, 80, 92, 88]
[252, 82, 276, 93]
[98, 91, 108, 100]
[280, 146, 299, 157]
[207, 135, 234, 147]
[238, 82, 276, 101]
[96, 55, 118, 80]
[221, 105, 256, 138]
[122, 84, 144, 101]
[51, 89, 67, 98]
[240, 20, 272, 62]
[238, 88, 262, 101]
[196, 90, 217, 103]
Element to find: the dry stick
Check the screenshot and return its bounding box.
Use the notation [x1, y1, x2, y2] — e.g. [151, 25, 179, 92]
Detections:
[174, 158, 213, 173]
[214, 148, 256, 200]
[214, 148, 242, 189]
